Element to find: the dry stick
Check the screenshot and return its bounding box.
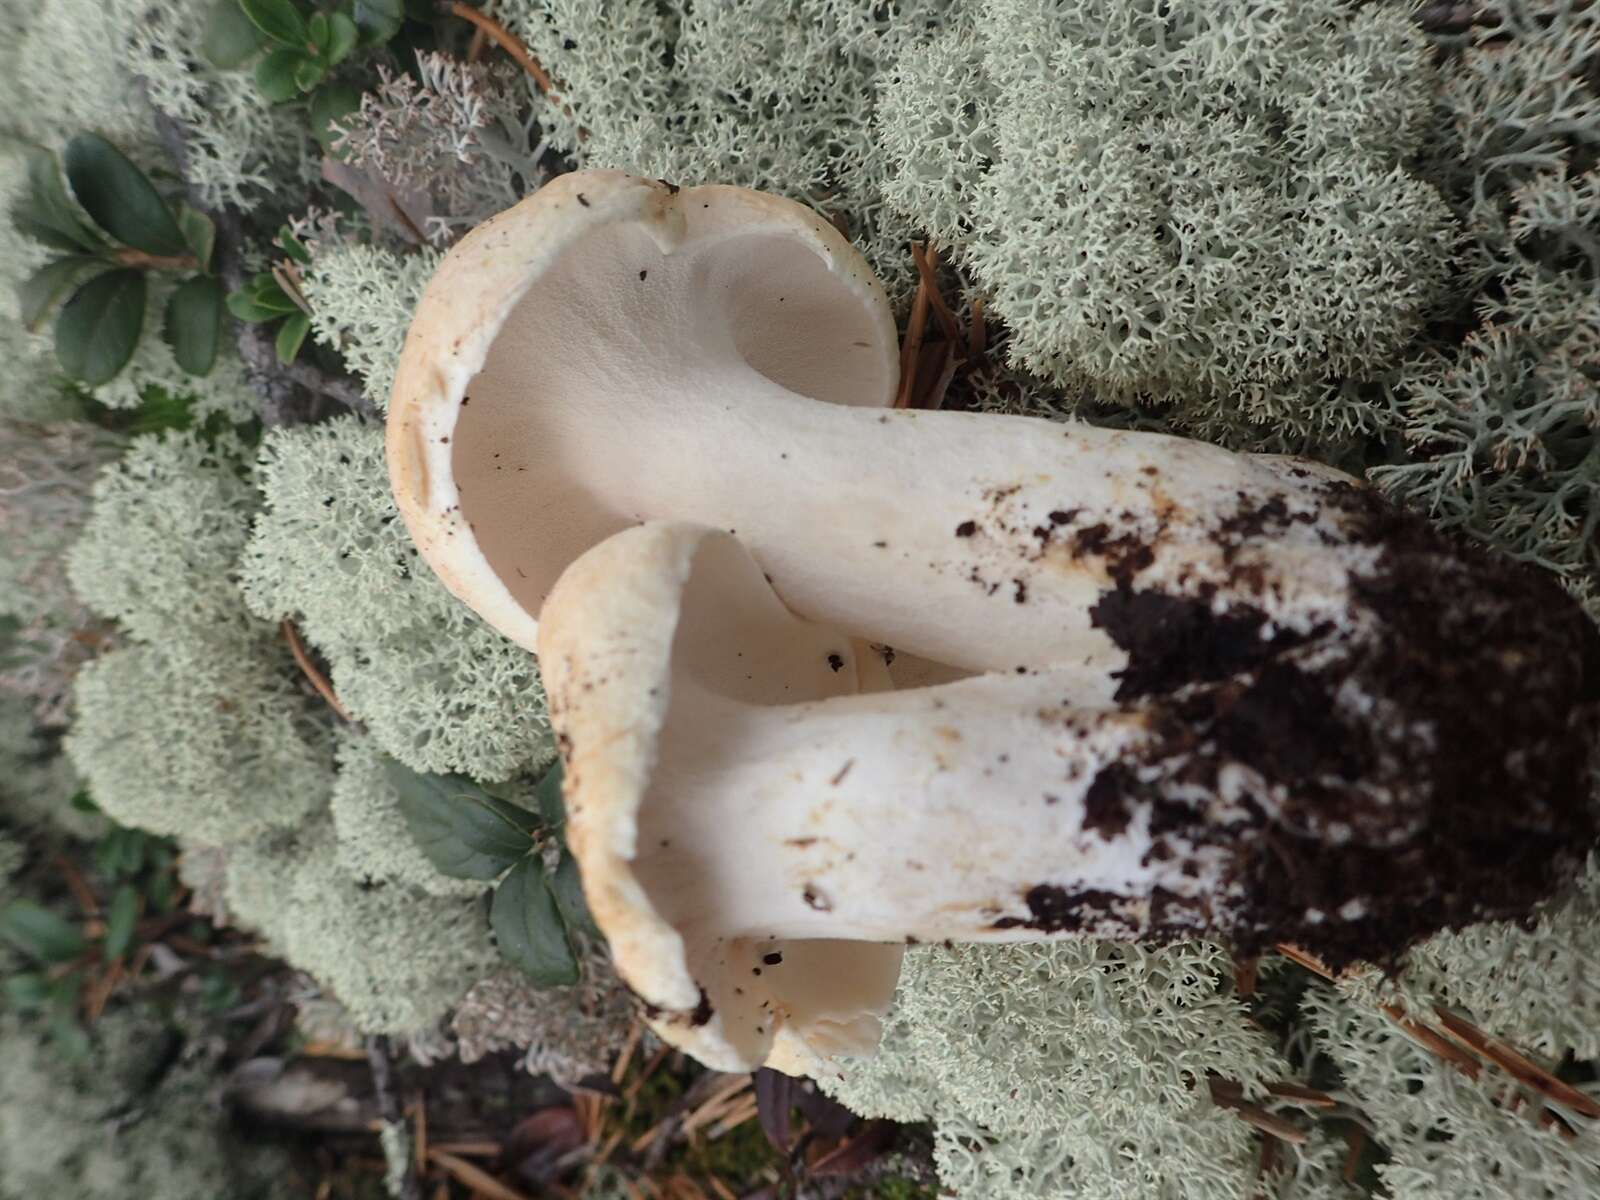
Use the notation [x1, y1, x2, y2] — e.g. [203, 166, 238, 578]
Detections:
[114, 247, 198, 272]
[281, 619, 353, 722]
[612, 1019, 644, 1085]
[967, 297, 987, 362]
[53, 853, 99, 917]
[1341, 1126, 1366, 1182]
[368, 1037, 424, 1200]
[428, 1150, 533, 1200]
[413, 1091, 428, 1179]
[1263, 1082, 1337, 1109]
[442, 2, 559, 98]
[1430, 1007, 1600, 1120]
[895, 266, 931, 408]
[909, 242, 963, 346]
[918, 340, 961, 411]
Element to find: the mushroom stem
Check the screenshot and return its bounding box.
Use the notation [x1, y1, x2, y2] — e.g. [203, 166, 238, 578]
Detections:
[454, 335, 1364, 685]
[638, 670, 1221, 947]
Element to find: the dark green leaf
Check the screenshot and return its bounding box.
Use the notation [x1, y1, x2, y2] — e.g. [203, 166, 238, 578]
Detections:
[0, 901, 87, 964]
[164, 276, 224, 376]
[3, 972, 51, 1012]
[353, 0, 405, 45]
[324, 11, 359, 63]
[18, 256, 104, 330]
[239, 0, 309, 46]
[147, 871, 176, 912]
[14, 148, 103, 252]
[203, 0, 268, 67]
[307, 10, 330, 46]
[177, 206, 216, 270]
[294, 54, 328, 93]
[70, 790, 99, 815]
[309, 83, 362, 155]
[63, 134, 187, 257]
[386, 758, 540, 880]
[491, 856, 579, 986]
[227, 273, 296, 320]
[256, 47, 306, 103]
[103, 885, 138, 962]
[49, 1005, 90, 1060]
[277, 224, 313, 264]
[55, 269, 146, 386]
[533, 759, 566, 831]
[551, 850, 599, 938]
[275, 310, 310, 362]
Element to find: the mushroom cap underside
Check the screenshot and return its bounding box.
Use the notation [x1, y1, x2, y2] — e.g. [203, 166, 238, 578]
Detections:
[539, 520, 902, 1074]
[387, 169, 900, 653]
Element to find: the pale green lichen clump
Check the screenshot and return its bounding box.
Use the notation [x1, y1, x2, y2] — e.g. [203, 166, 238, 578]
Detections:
[0, 1009, 294, 1200]
[822, 941, 1307, 1199]
[241, 416, 553, 779]
[225, 825, 499, 1035]
[877, 0, 1452, 421]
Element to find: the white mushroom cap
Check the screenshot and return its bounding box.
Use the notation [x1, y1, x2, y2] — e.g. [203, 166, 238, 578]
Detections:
[387, 169, 899, 654]
[539, 520, 902, 1074]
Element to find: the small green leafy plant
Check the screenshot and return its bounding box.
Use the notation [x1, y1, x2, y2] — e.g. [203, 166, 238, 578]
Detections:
[11, 135, 224, 386]
[1, 814, 181, 1056]
[207, 0, 407, 147]
[386, 757, 595, 986]
[226, 225, 317, 363]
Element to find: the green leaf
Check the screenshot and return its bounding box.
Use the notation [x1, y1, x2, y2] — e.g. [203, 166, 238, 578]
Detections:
[491, 856, 579, 986]
[552, 850, 599, 938]
[323, 11, 359, 64]
[275, 310, 311, 362]
[227, 273, 297, 320]
[307, 10, 330, 46]
[0, 901, 87, 964]
[239, 0, 309, 46]
[55, 269, 146, 386]
[294, 54, 328, 93]
[13, 147, 103, 252]
[164, 276, 224, 376]
[203, 0, 268, 67]
[533, 760, 566, 832]
[177, 206, 216, 270]
[276, 223, 313, 264]
[103, 885, 138, 962]
[352, 0, 405, 45]
[63, 134, 188, 257]
[3, 972, 51, 1012]
[309, 83, 362, 155]
[256, 47, 307, 103]
[18, 256, 104, 330]
[386, 758, 541, 880]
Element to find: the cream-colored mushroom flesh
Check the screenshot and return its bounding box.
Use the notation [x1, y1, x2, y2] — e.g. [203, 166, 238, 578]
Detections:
[388, 169, 898, 654]
[390, 171, 1367, 686]
[543, 519, 1600, 1073]
[540, 520, 902, 1075]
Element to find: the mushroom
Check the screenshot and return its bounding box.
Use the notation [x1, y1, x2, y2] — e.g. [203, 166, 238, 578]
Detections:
[387, 170, 1384, 690]
[542, 520, 1600, 1074]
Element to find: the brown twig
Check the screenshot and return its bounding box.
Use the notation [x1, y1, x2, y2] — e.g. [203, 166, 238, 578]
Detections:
[52, 853, 99, 917]
[367, 1037, 424, 1200]
[1431, 1007, 1600, 1119]
[1341, 1125, 1366, 1182]
[895, 267, 931, 409]
[428, 1150, 532, 1200]
[281, 619, 353, 722]
[114, 247, 198, 272]
[1275, 943, 1336, 980]
[442, 2, 559, 98]
[909, 242, 963, 346]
